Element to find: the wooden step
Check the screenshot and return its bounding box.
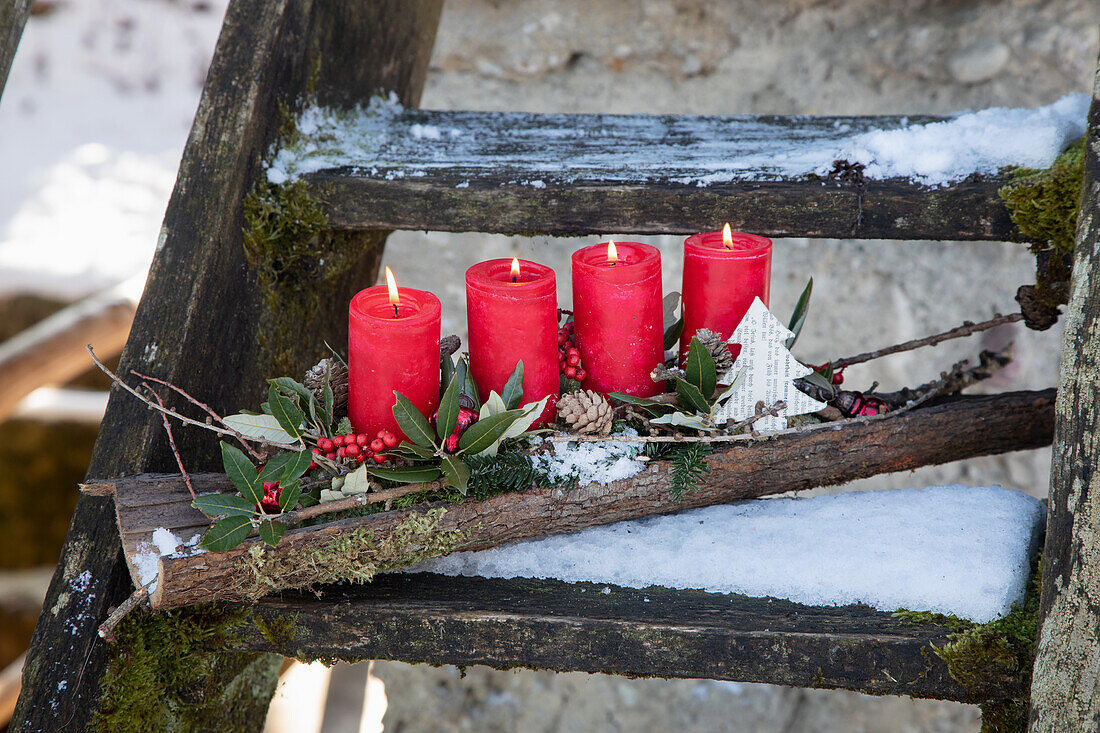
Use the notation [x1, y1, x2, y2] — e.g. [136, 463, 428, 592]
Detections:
[292, 108, 1024, 241]
[238, 573, 1012, 704]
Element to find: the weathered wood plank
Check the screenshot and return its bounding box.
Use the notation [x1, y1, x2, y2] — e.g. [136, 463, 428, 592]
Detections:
[149, 389, 1055, 609]
[1029, 57, 1100, 732]
[10, 1, 444, 730]
[291, 108, 1024, 240]
[0, 0, 31, 105]
[237, 573, 1022, 704]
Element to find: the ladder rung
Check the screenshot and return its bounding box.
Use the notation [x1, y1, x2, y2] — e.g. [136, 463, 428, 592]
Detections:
[240, 573, 1013, 703]
[282, 108, 1024, 241]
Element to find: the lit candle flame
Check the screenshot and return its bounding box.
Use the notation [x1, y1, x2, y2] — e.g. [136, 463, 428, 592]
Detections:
[607, 239, 618, 264]
[511, 257, 520, 283]
[385, 266, 400, 317]
[722, 223, 733, 250]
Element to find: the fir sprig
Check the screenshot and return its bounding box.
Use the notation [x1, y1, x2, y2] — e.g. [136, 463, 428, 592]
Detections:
[668, 443, 711, 501]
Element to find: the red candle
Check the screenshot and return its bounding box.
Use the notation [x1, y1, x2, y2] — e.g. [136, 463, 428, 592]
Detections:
[466, 257, 559, 425]
[349, 267, 441, 441]
[571, 241, 664, 397]
[680, 224, 772, 364]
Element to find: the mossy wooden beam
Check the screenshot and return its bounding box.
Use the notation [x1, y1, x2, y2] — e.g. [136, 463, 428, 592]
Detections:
[235, 573, 1024, 705]
[295, 108, 1025, 241]
[10, 1, 443, 730]
[0, 0, 31, 105]
[143, 390, 1054, 610]
[1028, 57, 1100, 732]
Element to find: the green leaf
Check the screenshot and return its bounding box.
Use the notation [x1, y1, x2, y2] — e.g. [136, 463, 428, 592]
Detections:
[323, 340, 348, 368]
[662, 291, 681, 330]
[440, 455, 470, 494]
[342, 465, 372, 494]
[684, 337, 717, 397]
[278, 480, 300, 512]
[458, 410, 523, 455]
[479, 391, 508, 420]
[801, 369, 836, 396]
[435, 372, 462, 443]
[460, 357, 481, 408]
[267, 384, 305, 440]
[786, 277, 813, 349]
[392, 391, 437, 448]
[270, 377, 313, 405]
[322, 363, 335, 430]
[441, 354, 456, 396]
[298, 486, 321, 508]
[673, 377, 711, 415]
[257, 449, 312, 485]
[713, 368, 747, 406]
[501, 361, 524, 410]
[221, 441, 263, 505]
[192, 493, 257, 518]
[200, 515, 252, 552]
[335, 416, 353, 436]
[258, 520, 286, 547]
[608, 392, 670, 409]
[650, 411, 717, 431]
[481, 395, 550, 457]
[365, 465, 443, 484]
[222, 413, 295, 444]
[664, 316, 684, 351]
[389, 441, 438, 460]
[260, 401, 272, 415]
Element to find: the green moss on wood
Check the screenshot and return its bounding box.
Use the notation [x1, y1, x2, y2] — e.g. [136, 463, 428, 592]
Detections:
[93, 606, 281, 733]
[1000, 138, 1085, 308]
[237, 507, 472, 600]
[895, 556, 1042, 732]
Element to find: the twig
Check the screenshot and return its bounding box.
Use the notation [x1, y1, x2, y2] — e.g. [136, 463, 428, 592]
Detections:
[87, 345, 299, 452]
[131, 369, 263, 461]
[270, 480, 446, 527]
[98, 579, 155, 643]
[548, 401, 788, 443]
[872, 345, 1013, 409]
[830, 313, 1023, 369]
[141, 382, 196, 501]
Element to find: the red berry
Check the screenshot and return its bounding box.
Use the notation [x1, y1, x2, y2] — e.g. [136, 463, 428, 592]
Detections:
[373, 454, 386, 463]
[325, 451, 337, 461]
[376, 430, 387, 439]
[564, 366, 577, 379]
[566, 352, 580, 367]
[564, 322, 574, 334]
[575, 368, 587, 381]
[356, 433, 368, 446]
[311, 447, 322, 455]
[382, 432, 398, 448]
[308, 461, 318, 471]
[355, 453, 366, 463]
[333, 435, 345, 447]
[370, 438, 385, 453]
[364, 449, 374, 458]
[557, 332, 568, 345]
[337, 447, 346, 458]
[317, 437, 333, 452]
[567, 346, 579, 356]
[559, 360, 567, 371]
[345, 443, 360, 457]
[832, 372, 844, 386]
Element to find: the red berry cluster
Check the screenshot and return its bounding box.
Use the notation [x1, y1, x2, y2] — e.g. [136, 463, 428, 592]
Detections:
[313, 430, 398, 466]
[811, 364, 845, 386]
[557, 321, 587, 382]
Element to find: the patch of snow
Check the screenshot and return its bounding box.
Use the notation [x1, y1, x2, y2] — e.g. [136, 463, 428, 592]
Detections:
[414, 485, 1046, 623]
[532, 431, 647, 486]
[266, 94, 1088, 188]
[132, 528, 205, 591]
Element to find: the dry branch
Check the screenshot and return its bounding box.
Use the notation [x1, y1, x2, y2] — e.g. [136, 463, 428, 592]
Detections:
[830, 313, 1023, 369]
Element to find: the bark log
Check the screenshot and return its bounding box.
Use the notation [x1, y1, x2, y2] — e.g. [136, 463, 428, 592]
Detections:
[142, 389, 1054, 610]
[1028, 57, 1100, 733]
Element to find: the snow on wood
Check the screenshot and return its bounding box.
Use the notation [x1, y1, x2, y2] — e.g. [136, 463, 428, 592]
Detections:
[415, 484, 1046, 623]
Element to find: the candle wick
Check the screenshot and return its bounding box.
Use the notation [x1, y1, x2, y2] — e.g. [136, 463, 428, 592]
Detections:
[512, 275, 517, 283]
[392, 304, 399, 318]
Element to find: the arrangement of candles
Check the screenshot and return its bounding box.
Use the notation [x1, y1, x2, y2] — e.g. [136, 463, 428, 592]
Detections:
[348, 226, 772, 439]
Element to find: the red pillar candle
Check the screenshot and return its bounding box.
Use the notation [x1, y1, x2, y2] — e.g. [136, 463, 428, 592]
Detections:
[680, 225, 772, 364]
[466, 257, 559, 425]
[571, 241, 664, 397]
[349, 268, 441, 441]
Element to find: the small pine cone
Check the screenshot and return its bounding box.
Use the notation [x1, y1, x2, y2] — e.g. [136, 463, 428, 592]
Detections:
[694, 328, 734, 375]
[303, 358, 349, 415]
[557, 389, 614, 436]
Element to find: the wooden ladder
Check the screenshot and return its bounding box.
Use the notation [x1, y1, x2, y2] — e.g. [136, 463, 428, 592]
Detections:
[8, 3, 1099, 730]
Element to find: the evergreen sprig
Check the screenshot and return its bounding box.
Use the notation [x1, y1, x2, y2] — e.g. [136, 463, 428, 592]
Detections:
[668, 443, 711, 501]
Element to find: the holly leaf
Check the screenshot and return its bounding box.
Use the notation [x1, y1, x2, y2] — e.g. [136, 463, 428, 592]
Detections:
[392, 391, 437, 448]
[436, 371, 462, 443]
[685, 337, 717, 397]
[342, 465, 372, 494]
[365, 465, 443, 484]
[650, 411, 717, 432]
[268, 384, 305, 441]
[786, 277, 813, 349]
[222, 413, 295, 444]
[258, 520, 286, 547]
[440, 455, 470, 494]
[278, 480, 301, 512]
[192, 493, 256, 518]
[221, 441, 263, 505]
[673, 377, 711, 415]
[257, 449, 312, 485]
[501, 361, 524, 410]
[200, 515, 252, 553]
[458, 410, 523, 455]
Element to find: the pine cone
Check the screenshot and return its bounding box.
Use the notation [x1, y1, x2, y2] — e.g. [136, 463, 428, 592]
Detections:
[694, 328, 734, 375]
[557, 389, 614, 435]
[303, 358, 349, 416]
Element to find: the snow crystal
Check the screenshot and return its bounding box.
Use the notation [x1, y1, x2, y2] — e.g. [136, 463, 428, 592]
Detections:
[265, 94, 1088, 188]
[532, 432, 647, 486]
[414, 485, 1046, 622]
